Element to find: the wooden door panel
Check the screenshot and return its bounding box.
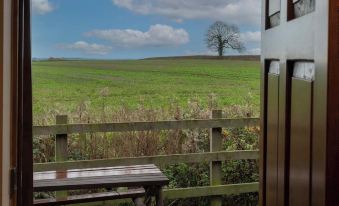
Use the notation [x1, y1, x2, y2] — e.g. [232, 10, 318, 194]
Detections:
[289, 78, 312, 206]
[266, 74, 279, 206]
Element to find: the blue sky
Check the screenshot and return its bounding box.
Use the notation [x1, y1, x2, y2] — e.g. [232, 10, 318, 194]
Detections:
[32, 0, 261, 59]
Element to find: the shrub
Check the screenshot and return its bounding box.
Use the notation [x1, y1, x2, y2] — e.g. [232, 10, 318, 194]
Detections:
[33, 95, 259, 205]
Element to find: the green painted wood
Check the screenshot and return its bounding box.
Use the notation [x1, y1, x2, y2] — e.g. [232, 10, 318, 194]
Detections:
[56, 115, 68, 162]
[33, 150, 259, 172]
[67, 198, 133, 206]
[210, 110, 222, 206]
[164, 183, 259, 199]
[66, 183, 259, 205]
[55, 115, 68, 199]
[33, 118, 259, 136]
[32, 115, 260, 205]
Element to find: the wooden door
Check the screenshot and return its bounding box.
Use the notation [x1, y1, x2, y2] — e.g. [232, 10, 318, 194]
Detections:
[260, 0, 332, 205]
[288, 62, 314, 206]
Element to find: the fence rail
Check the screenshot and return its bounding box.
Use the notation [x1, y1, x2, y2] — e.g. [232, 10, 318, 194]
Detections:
[33, 111, 260, 204]
[34, 150, 259, 172]
[69, 183, 259, 206]
[163, 183, 259, 199]
[33, 118, 259, 135]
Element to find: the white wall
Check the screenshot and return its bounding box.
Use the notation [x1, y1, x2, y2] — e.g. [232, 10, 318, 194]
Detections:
[2, 0, 12, 204]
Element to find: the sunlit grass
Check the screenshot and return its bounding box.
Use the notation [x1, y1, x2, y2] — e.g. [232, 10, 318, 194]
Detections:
[32, 59, 260, 118]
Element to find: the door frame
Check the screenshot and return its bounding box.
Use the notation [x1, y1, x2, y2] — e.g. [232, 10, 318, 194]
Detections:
[12, 0, 33, 205]
[0, 0, 4, 203]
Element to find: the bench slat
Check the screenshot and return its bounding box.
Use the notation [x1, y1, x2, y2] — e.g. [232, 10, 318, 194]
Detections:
[34, 164, 160, 180]
[34, 164, 169, 192]
[34, 168, 162, 181]
[35, 174, 168, 191]
[34, 189, 145, 206]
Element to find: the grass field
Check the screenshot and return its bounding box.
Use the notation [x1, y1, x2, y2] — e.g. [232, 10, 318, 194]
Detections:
[32, 59, 260, 120]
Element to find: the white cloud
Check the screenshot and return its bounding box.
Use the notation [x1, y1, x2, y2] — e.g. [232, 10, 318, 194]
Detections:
[32, 0, 54, 15]
[112, 0, 261, 26]
[241, 31, 261, 43]
[86, 24, 189, 48]
[59, 41, 112, 55]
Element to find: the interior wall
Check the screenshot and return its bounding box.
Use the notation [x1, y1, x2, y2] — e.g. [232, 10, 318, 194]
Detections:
[1, 0, 12, 205]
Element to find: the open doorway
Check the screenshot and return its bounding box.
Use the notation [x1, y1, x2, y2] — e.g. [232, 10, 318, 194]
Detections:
[16, 0, 262, 205]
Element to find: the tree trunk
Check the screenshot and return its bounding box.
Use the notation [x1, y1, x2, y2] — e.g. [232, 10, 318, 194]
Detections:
[218, 47, 223, 57]
[217, 36, 223, 57]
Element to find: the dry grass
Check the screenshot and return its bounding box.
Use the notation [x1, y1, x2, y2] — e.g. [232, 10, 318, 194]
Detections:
[33, 94, 258, 163]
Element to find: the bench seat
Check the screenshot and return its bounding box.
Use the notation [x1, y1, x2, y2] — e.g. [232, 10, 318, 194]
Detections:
[34, 188, 145, 206]
[34, 165, 168, 191]
[33, 164, 169, 206]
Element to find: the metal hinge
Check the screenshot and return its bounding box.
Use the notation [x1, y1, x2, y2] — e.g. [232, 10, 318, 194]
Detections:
[10, 167, 17, 197]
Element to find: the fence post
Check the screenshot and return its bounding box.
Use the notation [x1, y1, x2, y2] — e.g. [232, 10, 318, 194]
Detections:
[56, 115, 68, 198]
[210, 110, 223, 206]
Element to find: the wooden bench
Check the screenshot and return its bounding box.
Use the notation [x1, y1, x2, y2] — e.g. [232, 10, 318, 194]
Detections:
[33, 164, 169, 206]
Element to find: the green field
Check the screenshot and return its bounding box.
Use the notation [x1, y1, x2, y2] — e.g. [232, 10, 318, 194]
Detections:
[32, 59, 260, 119]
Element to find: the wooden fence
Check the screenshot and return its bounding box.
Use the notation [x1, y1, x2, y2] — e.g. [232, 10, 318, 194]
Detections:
[33, 110, 260, 205]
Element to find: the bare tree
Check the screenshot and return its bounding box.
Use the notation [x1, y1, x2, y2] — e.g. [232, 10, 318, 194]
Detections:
[206, 21, 245, 57]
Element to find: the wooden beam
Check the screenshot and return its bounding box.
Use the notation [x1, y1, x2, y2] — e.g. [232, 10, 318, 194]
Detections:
[63, 183, 259, 205]
[33, 118, 259, 136]
[33, 150, 259, 172]
[163, 183, 259, 199]
[210, 110, 223, 206]
[55, 115, 68, 199]
[55, 115, 68, 162]
[68, 199, 134, 206]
